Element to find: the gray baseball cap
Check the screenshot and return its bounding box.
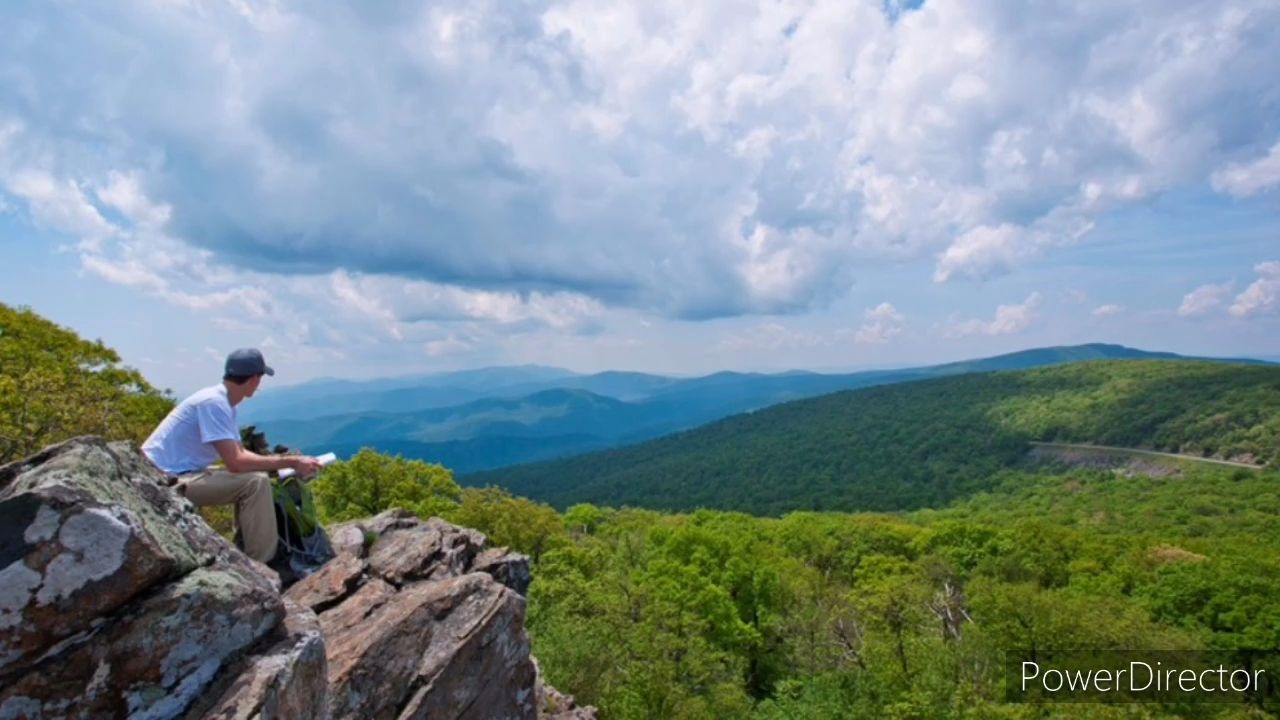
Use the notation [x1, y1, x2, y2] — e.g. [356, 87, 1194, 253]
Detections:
[225, 348, 275, 377]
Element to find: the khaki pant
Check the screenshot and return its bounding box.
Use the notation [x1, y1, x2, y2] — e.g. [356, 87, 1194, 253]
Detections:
[179, 470, 277, 563]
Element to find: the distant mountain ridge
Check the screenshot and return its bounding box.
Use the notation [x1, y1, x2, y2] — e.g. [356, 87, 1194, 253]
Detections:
[250, 344, 1272, 474]
[244, 364, 580, 420]
[466, 359, 1280, 514]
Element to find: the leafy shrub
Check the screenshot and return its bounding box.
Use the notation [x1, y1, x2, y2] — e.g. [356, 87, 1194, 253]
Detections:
[311, 447, 461, 523]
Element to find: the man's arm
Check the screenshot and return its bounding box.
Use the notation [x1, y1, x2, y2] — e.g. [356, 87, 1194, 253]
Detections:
[211, 440, 323, 476]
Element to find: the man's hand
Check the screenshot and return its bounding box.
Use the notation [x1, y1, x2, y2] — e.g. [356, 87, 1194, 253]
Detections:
[212, 440, 325, 476]
[288, 456, 324, 478]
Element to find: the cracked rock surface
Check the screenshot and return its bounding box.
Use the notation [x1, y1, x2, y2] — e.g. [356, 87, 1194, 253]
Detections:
[0, 438, 595, 720]
[286, 510, 549, 720]
[0, 437, 323, 720]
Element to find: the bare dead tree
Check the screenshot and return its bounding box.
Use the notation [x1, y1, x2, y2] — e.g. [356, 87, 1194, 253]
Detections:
[831, 615, 867, 670]
[928, 579, 973, 643]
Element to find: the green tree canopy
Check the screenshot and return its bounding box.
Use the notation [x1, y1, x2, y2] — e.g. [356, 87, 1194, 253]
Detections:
[448, 486, 566, 561]
[310, 447, 462, 522]
[0, 303, 172, 463]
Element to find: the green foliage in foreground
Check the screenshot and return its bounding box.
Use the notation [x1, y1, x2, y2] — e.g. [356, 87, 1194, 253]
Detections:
[524, 467, 1280, 719]
[312, 449, 569, 563]
[0, 302, 173, 464]
[469, 360, 1280, 514]
[321, 451, 1280, 718]
[310, 448, 462, 523]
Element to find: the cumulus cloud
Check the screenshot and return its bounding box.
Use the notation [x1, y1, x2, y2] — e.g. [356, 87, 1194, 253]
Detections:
[95, 172, 171, 228]
[1228, 261, 1280, 317]
[4, 169, 119, 251]
[425, 335, 475, 357]
[1091, 304, 1124, 317]
[1178, 282, 1234, 317]
[326, 270, 606, 335]
[947, 292, 1042, 337]
[0, 0, 1277, 322]
[934, 224, 1038, 283]
[855, 302, 906, 344]
[0, 124, 608, 360]
[1212, 142, 1280, 197]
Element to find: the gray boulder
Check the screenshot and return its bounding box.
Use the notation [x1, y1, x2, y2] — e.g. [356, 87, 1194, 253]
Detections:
[0, 437, 326, 720]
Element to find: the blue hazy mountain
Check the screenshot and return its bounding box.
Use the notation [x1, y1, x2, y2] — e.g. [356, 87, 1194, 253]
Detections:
[466, 358, 1280, 514]
[249, 344, 1269, 474]
[243, 364, 579, 421]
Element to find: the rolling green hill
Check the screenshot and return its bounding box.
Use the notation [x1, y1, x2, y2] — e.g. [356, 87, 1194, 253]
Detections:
[257, 344, 1267, 474]
[466, 360, 1280, 514]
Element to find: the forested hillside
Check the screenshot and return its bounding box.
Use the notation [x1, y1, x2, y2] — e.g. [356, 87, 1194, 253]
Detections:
[522, 465, 1280, 718]
[313, 452, 1280, 719]
[469, 360, 1280, 514]
[258, 343, 1264, 474]
[248, 342, 1208, 424]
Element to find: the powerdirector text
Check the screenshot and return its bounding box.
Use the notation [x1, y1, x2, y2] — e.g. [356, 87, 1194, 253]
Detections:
[1004, 651, 1277, 704]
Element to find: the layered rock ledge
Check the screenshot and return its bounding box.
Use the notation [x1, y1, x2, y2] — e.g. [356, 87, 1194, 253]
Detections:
[0, 437, 595, 720]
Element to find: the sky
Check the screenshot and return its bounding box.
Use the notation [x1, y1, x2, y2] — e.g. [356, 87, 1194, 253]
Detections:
[2, 0, 1279, 396]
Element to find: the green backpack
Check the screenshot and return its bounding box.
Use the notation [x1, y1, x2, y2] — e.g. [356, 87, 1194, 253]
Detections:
[271, 476, 334, 578]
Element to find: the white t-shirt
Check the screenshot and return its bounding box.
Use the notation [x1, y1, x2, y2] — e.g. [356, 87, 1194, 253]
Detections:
[142, 384, 239, 474]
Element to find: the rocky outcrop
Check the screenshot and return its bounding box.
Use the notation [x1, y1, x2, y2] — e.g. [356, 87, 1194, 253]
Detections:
[0, 438, 595, 720]
[183, 598, 328, 719]
[285, 510, 540, 719]
[0, 436, 325, 719]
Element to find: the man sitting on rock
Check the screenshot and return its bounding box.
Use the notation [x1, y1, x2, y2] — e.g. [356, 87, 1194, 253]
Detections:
[142, 348, 322, 564]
